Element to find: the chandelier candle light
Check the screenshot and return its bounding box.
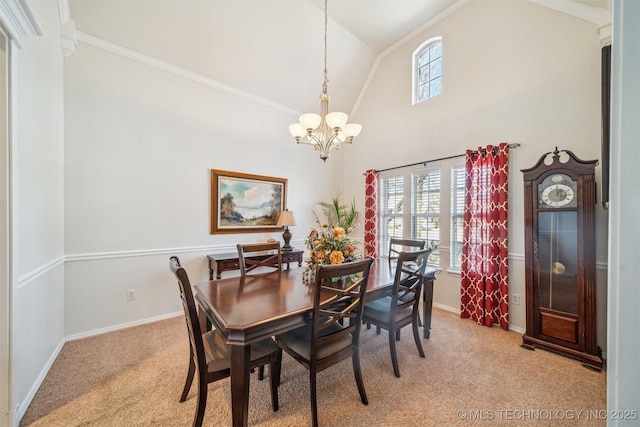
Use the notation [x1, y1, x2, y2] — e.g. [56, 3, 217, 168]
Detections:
[276, 210, 296, 251]
[288, 0, 361, 162]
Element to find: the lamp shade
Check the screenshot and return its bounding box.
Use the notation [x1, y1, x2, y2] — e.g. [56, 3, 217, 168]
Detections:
[299, 113, 321, 131]
[343, 123, 362, 138]
[276, 210, 296, 227]
[289, 123, 306, 138]
[325, 112, 348, 129]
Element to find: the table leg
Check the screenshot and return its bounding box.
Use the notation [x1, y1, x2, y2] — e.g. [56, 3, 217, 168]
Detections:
[422, 278, 434, 339]
[230, 344, 251, 427]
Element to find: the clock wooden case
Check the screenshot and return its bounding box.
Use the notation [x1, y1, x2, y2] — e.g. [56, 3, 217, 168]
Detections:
[521, 148, 603, 370]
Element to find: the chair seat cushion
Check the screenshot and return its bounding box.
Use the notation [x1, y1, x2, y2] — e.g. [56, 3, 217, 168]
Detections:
[277, 323, 352, 360]
[202, 329, 277, 372]
[363, 296, 412, 325]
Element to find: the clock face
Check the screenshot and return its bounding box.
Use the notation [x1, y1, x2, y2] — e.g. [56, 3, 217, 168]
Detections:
[538, 174, 577, 208]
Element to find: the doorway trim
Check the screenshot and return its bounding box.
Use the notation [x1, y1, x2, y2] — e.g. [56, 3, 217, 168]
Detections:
[0, 1, 40, 425]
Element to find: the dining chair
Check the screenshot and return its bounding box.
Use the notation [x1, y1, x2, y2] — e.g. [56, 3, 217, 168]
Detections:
[388, 237, 427, 260]
[362, 248, 431, 378]
[169, 256, 280, 427]
[237, 242, 283, 276]
[275, 257, 374, 427]
[384, 238, 428, 329]
[236, 242, 283, 380]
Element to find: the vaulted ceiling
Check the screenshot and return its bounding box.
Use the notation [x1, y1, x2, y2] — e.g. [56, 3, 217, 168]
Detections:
[67, 0, 611, 117]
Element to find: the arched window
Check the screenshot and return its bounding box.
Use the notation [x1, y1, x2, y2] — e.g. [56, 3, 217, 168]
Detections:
[412, 37, 442, 104]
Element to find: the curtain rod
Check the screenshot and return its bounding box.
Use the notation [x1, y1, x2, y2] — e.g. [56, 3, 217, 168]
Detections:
[369, 143, 521, 174]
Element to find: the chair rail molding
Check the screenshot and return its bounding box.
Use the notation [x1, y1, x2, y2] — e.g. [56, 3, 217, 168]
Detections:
[16, 256, 64, 289]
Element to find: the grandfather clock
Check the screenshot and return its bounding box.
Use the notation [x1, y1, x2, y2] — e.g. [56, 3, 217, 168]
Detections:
[521, 148, 602, 371]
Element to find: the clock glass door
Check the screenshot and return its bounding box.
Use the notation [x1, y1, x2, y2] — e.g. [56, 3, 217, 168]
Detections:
[537, 210, 578, 314]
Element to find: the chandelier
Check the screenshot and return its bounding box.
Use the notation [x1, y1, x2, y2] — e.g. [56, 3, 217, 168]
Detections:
[288, 0, 361, 162]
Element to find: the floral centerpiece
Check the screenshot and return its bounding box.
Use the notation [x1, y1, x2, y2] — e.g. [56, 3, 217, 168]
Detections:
[303, 197, 360, 280]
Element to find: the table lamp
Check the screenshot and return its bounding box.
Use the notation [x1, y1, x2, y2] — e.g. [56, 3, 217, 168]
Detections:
[276, 210, 296, 251]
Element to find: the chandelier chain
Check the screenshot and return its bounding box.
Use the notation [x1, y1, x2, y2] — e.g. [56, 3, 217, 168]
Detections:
[323, 0, 328, 94]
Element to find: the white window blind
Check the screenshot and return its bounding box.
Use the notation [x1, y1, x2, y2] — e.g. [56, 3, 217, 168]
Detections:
[450, 166, 466, 270]
[379, 175, 404, 257]
[412, 168, 440, 265]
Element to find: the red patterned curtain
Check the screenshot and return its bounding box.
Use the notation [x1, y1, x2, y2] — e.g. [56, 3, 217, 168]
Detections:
[460, 143, 509, 330]
[364, 170, 378, 258]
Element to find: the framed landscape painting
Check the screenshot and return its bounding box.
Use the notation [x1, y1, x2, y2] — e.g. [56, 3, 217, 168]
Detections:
[211, 169, 287, 234]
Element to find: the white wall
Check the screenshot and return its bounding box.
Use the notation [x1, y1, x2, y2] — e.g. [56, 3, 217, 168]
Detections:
[62, 38, 347, 336]
[11, 0, 65, 421]
[343, 0, 608, 347]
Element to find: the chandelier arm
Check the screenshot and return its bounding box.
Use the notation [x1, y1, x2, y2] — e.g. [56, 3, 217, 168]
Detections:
[307, 133, 321, 146]
[297, 139, 318, 147]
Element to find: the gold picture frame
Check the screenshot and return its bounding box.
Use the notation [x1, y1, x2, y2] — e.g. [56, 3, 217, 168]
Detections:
[210, 169, 287, 234]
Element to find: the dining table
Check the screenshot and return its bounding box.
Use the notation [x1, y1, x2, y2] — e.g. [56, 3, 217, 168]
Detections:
[194, 258, 436, 427]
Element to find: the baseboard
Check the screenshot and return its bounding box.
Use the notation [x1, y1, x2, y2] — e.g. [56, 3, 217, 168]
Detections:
[432, 302, 526, 334]
[433, 302, 460, 314]
[15, 339, 65, 423]
[64, 311, 183, 342]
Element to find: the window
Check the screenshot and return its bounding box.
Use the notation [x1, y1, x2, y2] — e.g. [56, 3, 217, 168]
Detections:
[378, 168, 441, 267]
[412, 169, 440, 265]
[379, 175, 404, 257]
[413, 37, 442, 104]
[450, 166, 466, 270]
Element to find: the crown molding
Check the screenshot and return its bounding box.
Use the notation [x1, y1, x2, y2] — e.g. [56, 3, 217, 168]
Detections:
[0, 0, 42, 49]
[58, 0, 76, 57]
[527, 0, 611, 26]
[76, 31, 301, 117]
[60, 19, 77, 57]
[57, 0, 70, 23]
[598, 22, 611, 45]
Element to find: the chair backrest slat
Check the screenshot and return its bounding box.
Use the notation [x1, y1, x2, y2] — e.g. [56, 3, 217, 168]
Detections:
[390, 248, 431, 314]
[388, 238, 427, 260]
[311, 258, 374, 359]
[237, 242, 283, 276]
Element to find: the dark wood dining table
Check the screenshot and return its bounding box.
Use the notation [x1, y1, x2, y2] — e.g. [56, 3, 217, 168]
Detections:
[194, 258, 436, 427]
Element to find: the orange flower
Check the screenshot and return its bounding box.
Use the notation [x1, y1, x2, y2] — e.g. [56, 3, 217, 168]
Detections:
[329, 250, 345, 264]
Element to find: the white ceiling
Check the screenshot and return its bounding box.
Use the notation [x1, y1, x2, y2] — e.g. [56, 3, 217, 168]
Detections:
[67, 0, 611, 117]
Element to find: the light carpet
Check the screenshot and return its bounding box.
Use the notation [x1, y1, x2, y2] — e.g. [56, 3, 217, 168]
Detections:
[20, 308, 606, 426]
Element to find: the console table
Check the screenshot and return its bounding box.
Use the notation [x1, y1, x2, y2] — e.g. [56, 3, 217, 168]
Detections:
[207, 249, 304, 280]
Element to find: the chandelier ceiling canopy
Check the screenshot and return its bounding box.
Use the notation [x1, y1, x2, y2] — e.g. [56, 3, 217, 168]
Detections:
[288, 0, 362, 162]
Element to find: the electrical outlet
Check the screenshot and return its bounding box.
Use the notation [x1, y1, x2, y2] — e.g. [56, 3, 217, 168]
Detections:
[127, 289, 136, 301]
[511, 293, 520, 305]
